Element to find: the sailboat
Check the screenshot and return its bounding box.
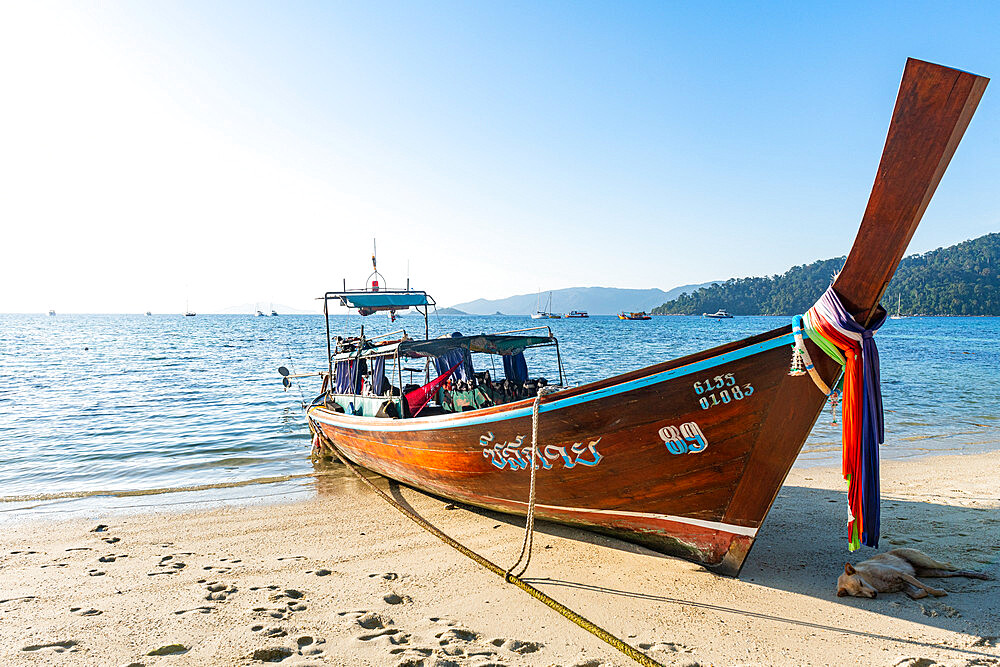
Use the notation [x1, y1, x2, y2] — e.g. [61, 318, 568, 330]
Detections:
[889, 294, 908, 320]
[184, 298, 196, 317]
[531, 292, 561, 319]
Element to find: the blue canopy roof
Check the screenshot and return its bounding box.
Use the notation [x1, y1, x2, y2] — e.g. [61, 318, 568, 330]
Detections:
[330, 290, 433, 311]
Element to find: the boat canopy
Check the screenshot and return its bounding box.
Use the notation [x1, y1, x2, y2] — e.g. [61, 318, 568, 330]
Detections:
[332, 334, 555, 362]
[330, 290, 434, 312]
[400, 334, 553, 358]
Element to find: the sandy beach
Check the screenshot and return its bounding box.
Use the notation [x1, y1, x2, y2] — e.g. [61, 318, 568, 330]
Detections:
[2, 451, 997, 667]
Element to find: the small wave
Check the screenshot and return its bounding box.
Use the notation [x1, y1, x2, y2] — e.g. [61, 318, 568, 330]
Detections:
[0, 471, 344, 504]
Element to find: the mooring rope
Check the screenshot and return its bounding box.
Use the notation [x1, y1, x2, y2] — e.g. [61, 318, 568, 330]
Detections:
[506, 385, 557, 579]
[312, 428, 664, 667]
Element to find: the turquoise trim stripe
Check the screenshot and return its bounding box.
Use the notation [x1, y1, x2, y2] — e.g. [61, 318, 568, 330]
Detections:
[311, 331, 796, 433]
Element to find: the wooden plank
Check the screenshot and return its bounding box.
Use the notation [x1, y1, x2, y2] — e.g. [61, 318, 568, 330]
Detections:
[834, 59, 988, 323]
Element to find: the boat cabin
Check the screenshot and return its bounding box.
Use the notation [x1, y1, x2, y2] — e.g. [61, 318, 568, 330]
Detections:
[318, 288, 565, 419]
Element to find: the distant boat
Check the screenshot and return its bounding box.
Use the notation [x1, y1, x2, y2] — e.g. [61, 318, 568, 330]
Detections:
[704, 310, 734, 319]
[565, 310, 589, 318]
[889, 294, 908, 320]
[145, 311, 152, 316]
[256, 310, 265, 317]
[270, 304, 279, 317]
[48, 309, 55, 316]
[184, 298, 196, 316]
[531, 292, 561, 319]
[618, 311, 651, 320]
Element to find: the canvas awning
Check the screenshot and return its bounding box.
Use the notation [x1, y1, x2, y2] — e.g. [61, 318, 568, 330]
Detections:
[331, 334, 554, 362]
[332, 290, 433, 311]
[398, 334, 554, 358]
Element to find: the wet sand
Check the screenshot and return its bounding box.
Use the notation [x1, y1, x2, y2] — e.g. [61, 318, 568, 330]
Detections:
[1, 451, 998, 666]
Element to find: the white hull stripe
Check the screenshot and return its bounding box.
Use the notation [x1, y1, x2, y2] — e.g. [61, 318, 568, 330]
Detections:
[310, 331, 794, 433]
[484, 496, 758, 537]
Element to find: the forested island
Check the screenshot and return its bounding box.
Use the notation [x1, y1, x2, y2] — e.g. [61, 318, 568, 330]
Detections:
[652, 233, 1000, 316]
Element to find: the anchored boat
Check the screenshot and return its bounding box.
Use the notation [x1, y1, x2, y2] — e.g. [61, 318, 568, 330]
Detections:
[618, 311, 652, 320]
[303, 60, 987, 576]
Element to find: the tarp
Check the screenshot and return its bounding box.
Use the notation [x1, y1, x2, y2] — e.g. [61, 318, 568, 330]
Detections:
[334, 359, 362, 394]
[369, 356, 387, 395]
[503, 352, 529, 382]
[399, 334, 553, 359]
[336, 291, 431, 310]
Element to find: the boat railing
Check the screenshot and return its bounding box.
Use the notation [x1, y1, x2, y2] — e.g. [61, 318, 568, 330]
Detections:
[494, 325, 554, 337]
[367, 328, 408, 342]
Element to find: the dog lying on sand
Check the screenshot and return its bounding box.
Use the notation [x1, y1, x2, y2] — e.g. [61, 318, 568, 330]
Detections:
[837, 548, 992, 599]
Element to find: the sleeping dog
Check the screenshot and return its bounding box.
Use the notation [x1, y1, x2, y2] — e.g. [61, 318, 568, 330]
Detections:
[837, 548, 992, 599]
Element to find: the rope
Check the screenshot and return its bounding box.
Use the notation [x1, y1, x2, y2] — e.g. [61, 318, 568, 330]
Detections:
[312, 429, 664, 667]
[507, 385, 557, 579]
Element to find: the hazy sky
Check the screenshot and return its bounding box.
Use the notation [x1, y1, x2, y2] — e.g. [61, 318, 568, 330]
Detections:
[2, 1, 998, 313]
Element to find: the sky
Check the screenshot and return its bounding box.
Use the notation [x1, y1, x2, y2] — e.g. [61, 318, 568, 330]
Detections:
[2, 1, 999, 313]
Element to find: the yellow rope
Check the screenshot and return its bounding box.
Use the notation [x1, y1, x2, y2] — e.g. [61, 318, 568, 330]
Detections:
[315, 431, 664, 667]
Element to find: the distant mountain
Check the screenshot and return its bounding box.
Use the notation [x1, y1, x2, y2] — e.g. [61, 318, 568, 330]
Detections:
[651, 233, 1000, 316]
[450, 284, 717, 316]
[435, 307, 469, 316]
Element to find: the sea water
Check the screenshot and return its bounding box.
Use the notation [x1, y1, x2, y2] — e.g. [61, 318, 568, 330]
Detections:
[1, 313, 997, 516]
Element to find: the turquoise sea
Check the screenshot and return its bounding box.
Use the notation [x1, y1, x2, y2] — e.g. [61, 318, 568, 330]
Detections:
[2, 313, 998, 519]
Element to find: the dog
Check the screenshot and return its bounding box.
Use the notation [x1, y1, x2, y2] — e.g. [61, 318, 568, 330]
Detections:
[836, 548, 992, 599]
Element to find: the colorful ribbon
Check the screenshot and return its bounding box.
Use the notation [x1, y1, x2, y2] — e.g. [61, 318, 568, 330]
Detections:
[802, 286, 886, 550]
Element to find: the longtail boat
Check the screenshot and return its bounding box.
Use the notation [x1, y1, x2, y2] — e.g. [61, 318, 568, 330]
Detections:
[304, 59, 987, 576]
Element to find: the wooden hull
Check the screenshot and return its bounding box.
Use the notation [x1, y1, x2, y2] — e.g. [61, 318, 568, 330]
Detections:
[309, 326, 841, 576]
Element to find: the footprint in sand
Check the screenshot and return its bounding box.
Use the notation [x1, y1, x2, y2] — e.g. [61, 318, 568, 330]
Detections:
[305, 568, 333, 577]
[204, 581, 238, 602]
[250, 585, 280, 592]
[369, 572, 399, 581]
[22, 640, 78, 653]
[637, 640, 693, 654]
[246, 636, 327, 662]
[102, 536, 121, 544]
[41, 563, 68, 569]
[65, 547, 93, 552]
[174, 606, 215, 616]
[383, 593, 412, 605]
[296, 636, 325, 655]
[9, 550, 39, 555]
[338, 610, 391, 630]
[490, 637, 543, 654]
[253, 606, 289, 620]
[86, 568, 106, 577]
[203, 557, 241, 574]
[252, 625, 288, 638]
[202, 565, 232, 574]
[98, 553, 128, 563]
[277, 555, 306, 561]
[263, 589, 307, 613]
[69, 607, 102, 617]
[149, 554, 186, 576]
[1, 596, 36, 607]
